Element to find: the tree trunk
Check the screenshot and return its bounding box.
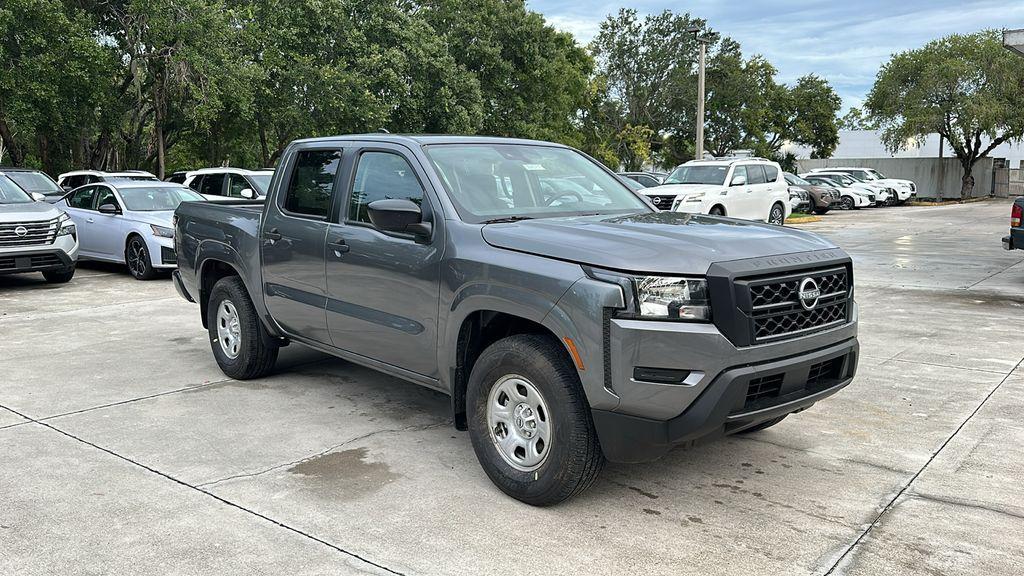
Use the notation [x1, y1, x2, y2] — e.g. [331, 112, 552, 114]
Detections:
[960, 161, 975, 201]
[0, 117, 24, 166]
[38, 134, 51, 175]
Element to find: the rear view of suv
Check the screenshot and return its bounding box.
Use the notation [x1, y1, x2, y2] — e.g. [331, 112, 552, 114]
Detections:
[0, 172, 78, 283]
[644, 158, 791, 225]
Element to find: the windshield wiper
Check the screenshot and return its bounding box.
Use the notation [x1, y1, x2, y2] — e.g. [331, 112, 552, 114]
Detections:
[480, 216, 535, 224]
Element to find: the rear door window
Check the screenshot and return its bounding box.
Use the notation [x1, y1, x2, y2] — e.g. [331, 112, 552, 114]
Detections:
[746, 165, 767, 185]
[282, 149, 342, 218]
[763, 165, 779, 182]
[188, 175, 203, 191]
[199, 173, 226, 197]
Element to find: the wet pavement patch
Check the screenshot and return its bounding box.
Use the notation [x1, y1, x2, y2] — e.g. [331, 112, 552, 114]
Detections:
[287, 447, 400, 499]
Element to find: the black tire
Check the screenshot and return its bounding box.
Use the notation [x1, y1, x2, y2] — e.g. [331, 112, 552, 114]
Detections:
[840, 196, 855, 210]
[768, 202, 786, 226]
[207, 276, 279, 380]
[467, 334, 605, 506]
[43, 266, 75, 284]
[813, 207, 830, 215]
[125, 235, 158, 280]
[709, 205, 725, 216]
[737, 415, 787, 434]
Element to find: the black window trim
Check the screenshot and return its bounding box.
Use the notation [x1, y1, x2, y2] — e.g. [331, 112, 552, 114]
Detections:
[340, 145, 435, 241]
[277, 145, 345, 222]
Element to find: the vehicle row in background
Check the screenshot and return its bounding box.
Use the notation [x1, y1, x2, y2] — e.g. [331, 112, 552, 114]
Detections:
[57, 170, 159, 192]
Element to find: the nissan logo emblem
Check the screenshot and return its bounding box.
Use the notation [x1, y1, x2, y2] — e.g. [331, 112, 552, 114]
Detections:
[14, 226, 28, 237]
[652, 197, 662, 206]
[798, 277, 821, 310]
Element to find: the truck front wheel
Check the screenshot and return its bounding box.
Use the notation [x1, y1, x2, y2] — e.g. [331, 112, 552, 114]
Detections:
[466, 334, 604, 506]
[207, 276, 278, 379]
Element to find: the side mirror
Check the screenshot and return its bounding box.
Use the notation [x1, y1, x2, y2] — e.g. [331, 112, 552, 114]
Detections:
[730, 174, 747, 187]
[240, 188, 256, 199]
[31, 192, 46, 202]
[97, 203, 120, 215]
[367, 199, 431, 238]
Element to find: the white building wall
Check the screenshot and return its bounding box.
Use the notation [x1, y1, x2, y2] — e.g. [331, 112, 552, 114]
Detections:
[789, 130, 1024, 168]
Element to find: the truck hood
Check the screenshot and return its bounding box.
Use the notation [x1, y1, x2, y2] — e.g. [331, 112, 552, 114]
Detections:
[642, 183, 724, 198]
[481, 212, 837, 275]
[0, 201, 63, 224]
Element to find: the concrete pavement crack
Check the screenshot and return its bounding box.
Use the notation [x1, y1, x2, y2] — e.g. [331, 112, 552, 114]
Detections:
[906, 492, 1024, 521]
[822, 356, 1024, 575]
[196, 421, 450, 489]
[0, 401, 407, 576]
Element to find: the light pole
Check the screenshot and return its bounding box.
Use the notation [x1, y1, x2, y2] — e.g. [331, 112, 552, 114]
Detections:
[686, 26, 712, 160]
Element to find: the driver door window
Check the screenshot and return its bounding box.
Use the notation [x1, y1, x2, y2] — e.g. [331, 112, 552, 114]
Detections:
[348, 152, 424, 225]
[68, 186, 97, 210]
[95, 187, 120, 211]
[227, 174, 250, 198]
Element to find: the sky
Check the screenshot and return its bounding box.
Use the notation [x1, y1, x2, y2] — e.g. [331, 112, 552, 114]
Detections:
[529, 0, 1024, 113]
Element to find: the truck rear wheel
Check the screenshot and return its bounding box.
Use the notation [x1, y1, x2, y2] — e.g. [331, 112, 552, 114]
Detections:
[466, 334, 604, 506]
[207, 276, 278, 379]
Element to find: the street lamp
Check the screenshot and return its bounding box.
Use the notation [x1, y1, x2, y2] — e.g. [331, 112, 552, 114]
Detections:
[686, 25, 712, 160]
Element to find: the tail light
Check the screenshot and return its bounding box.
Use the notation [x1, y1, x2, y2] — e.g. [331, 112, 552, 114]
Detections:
[1012, 203, 1021, 228]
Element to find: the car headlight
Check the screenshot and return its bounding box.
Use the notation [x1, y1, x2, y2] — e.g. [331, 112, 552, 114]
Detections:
[56, 213, 76, 238]
[635, 277, 711, 321]
[682, 192, 705, 202]
[150, 224, 174, 238]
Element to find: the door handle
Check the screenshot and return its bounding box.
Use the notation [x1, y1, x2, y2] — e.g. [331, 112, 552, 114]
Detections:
[86, 218, 94, 223]
[328, 239, 350, 254]
[263, 228, 282, 242]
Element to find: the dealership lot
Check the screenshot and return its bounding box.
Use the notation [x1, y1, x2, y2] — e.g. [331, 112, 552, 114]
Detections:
[2, 200, 1023, 575]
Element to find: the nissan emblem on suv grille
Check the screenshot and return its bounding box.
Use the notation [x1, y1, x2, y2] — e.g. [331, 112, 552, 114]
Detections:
[798, 277, 821, 310]
[15, 226, 28, 237]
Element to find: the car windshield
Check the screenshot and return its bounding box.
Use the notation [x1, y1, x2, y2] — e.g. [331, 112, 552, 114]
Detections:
[249, 174, 272, 194]
[6, 171, 62, 194]
[0, 175, 34, 204]
[787, 174, 810, 186]
[664, 165, 729, 185]
[424, 144, 649, 222]
[868, 169, 887, 179]
[119, 186, 205, 211]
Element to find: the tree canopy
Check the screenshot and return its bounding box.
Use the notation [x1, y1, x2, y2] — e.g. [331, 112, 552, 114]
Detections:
[866, 30, 1024, 198]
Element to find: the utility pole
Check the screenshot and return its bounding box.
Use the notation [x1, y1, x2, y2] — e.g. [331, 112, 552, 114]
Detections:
[687, 26, 712, 160]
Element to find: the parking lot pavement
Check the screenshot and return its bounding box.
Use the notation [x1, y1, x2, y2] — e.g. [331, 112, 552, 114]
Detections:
[2, 199, 1023, 575]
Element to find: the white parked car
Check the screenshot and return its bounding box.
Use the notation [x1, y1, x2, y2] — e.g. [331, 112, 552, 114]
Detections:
[57, 170, 159, 192]
[56, 181, 205, 280]
[810, 167, 915, 203]
[807, 171, 893, 206]
[644, 158, 791, 225]
[183, 167, 274, 200]
[802, 173, 873, 209]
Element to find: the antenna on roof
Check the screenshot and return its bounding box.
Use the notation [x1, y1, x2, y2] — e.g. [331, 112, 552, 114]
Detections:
[378, 128, 390, 134]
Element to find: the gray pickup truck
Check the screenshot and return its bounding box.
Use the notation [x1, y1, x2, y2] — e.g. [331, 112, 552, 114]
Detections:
[173, 135, 859, 505]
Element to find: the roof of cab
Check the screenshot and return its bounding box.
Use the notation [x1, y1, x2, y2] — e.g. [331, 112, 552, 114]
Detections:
[290, 134, 571, 148]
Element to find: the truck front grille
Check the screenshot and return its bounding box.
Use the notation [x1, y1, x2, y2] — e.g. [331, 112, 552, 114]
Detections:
[737, 266, 851, 344]
[0, 218, 59, 247]
[647, 195, 677, 210]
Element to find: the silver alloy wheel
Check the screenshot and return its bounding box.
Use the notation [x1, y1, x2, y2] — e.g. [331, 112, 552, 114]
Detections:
[487, 374, 552, 472]
[769, 204, 785, 225]
[216, 300, 242, 359]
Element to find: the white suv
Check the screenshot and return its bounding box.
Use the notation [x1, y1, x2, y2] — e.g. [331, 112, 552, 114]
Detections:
[183, 167, 274, 200]
[644, 158, 791, 225]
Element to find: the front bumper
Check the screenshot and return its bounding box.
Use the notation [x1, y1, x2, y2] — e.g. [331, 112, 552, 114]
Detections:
[593, 337, 859, 463]
[0, 248, 75, 276]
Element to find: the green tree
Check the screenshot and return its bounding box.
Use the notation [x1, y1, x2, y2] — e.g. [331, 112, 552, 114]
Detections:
[839, 107, 879, 131]
[590, 9, 709, 168]
[702, 39, 777, 157]
[0, 0, 114, 172]
[866, 30, 1024, 199]
[759, 74, 841, 160]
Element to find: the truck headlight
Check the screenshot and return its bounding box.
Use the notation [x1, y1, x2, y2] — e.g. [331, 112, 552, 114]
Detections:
[682, 193, 705, 202]
[635, 276, 711, 321]
[150, 224, 174, 238]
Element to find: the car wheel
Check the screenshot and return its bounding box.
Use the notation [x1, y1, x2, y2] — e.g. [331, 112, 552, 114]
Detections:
[813, 207, 830, 215]
[125, 236, 158, 280]
[467, 334, 605, 506]
[840, 196, 855, 210]
[207, 276, 279, 379]
[737, 415, 787, 434]
[709, 205, 725, 216]
[768, 203, 785, 226]
[43, 266, 75, 284]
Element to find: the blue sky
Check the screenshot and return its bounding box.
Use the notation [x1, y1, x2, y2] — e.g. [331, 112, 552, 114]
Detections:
[529, 0, 1024, 112]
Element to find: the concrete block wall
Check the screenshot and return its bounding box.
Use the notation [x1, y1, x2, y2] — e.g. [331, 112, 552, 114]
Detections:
[796, 157, 995, 200]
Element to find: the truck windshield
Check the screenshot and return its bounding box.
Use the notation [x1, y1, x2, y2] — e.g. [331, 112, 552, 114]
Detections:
[119, 186, 205, 211]
[0, 175, 34, 204]
[664, 165, 729, 185]
[6, 171, 62, 194]
[424, 144, 649, 222]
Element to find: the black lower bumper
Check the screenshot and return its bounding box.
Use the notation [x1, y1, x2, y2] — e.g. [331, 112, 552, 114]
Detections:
[1004, 228, 1024, 250]
[592, 338, 859, 463]
[171, 270, 195, 302]
[0, 249, 73, 276]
